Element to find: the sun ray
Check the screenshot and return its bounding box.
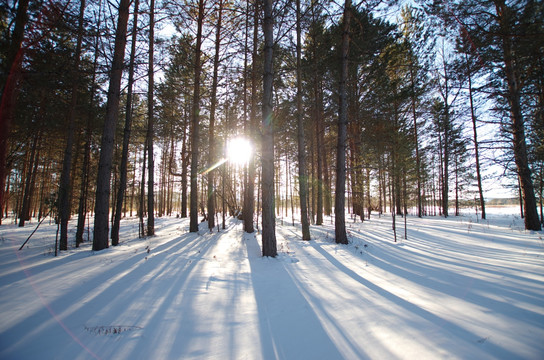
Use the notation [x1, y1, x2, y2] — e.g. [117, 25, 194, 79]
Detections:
[199, 158, 228, 175]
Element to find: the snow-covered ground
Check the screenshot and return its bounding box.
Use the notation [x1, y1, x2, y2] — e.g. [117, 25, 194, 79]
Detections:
[0, 208, 542, 359]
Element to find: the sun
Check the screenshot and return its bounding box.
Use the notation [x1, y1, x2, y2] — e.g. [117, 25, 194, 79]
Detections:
[226, 137, 253, 165]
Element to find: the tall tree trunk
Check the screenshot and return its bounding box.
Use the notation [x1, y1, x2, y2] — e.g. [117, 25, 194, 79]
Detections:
[208, 0, 223, 231]
[112, 0, 139, 246]
[322, 109, 331, 216]
[315, 79, 324, 225]
[37, 160, 48, 221]
[334, 0, 351, 245]
[0, 0, 29, 226]
[441, 55, 450, 218]
[93, 0, 131, 250]
[539, 162, 543, 225]
[410, 63, 423, 218]
[180, 104, 189, 218]
[147, 0, 155, 236]
[296, 0, 311, 240]
[139, 147, 147, 237]
[190, 0, 205, 233]
[19, 131, 40, 227]
[76, 5, 101, 245]
[244, 0, 259, 234]
[494, 0, 541, 230]
[58, 0, 85, 250]
[261, 0, 277, 257]
[465, 52, 486, 220]
[455, 152, 460, 216]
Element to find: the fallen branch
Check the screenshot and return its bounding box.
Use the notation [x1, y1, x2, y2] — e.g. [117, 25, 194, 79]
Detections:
[18, 210, 51, 250]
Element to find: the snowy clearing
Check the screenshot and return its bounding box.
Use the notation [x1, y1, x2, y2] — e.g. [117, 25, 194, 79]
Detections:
[0, 210, 543, 359]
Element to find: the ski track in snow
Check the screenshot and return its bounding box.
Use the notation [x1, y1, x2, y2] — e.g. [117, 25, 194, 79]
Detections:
[0, 211, 542, 359]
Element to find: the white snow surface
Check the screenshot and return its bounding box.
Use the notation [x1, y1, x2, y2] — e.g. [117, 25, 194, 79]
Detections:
[0, 209, 543, 360]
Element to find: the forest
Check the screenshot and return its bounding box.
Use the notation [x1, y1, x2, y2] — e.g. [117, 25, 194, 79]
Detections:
[1, 0, 543, 255]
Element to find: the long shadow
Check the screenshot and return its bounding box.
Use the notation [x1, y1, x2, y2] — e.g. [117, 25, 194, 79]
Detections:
[121, 230, 222, 359]
[0, 217, 188, 285]
[246, 234, 348, 360]
[357, 224, 544, 291]
[163, 224, 251, 359]
[309, 241, 524, 360]
[0, 226, 209, 358]
[362, 244, 544, 329]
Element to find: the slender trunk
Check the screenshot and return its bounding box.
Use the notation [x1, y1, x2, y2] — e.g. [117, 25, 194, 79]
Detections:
[296, 0, 310, 240]
[518, 175, 524, 218]
[146, 0, 155, 236]
[37, 160, 48, 221]
[244, 0, 259, 233]
[190, 0, 205, 233]
[322, 104, 331, 216]
[315, 79, 324, 225]
[539, 162, 543, 224]
[441, 56, 450, 218]
[75, 98, 92, 245]
[410, 63, 422, 218]
[403, 168, 407, 239]
[77, 6, 101, 244]
[285, 154, 288, 219]
[58, 0, 85, 249]
[334, 0, 351, 245]
[181, 106, 189, 217]
[438, 133, 444, 216]
[208, 0, 223, 230]
[93, 0, 131, 250]
[0, 0, 29, 225]
[139, 147, 147, 237]
[19, 131, 40, 227]
[494, 0, 540, 230]
[27, 140, 41, 220]
[261, 0, 277, 257]
[112, 0, 139, 245]
[2, 172, 9, 220]
[466, 53, 486, 220]
[455, 152, 459, 216]
[129, 150, 135, 217]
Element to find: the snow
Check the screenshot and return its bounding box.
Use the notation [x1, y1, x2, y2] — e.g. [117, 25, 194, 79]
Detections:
[0, 209, 543, 359]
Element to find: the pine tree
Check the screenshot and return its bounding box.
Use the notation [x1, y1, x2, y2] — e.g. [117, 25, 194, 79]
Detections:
[93, 0, 131, 251]
[334, 0, 351, 245]
[296, 0, 311, 240]
[261, 0, 277, 257]
[189, 0, 206, 233]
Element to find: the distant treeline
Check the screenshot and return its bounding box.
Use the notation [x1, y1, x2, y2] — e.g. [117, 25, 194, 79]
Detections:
[486, 198, 519, 206]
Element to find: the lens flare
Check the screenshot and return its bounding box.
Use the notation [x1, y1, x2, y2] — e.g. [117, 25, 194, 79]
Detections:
[227, 137, 253, 165]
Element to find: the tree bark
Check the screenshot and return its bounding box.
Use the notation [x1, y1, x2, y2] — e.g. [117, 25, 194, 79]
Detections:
[190, 0, 205, 233]
[409, 63, 423, 218]
[58, 0, 86, 249]
[441, 55, 450, 218]
[296, 0, 311, 240]
[139, 147, 147, 237]
[494, 0, 541, 230]
[181, 106, 189, 218]
[208, 0, 223, 231]
[334, 0, 351, 245]
[315, 79, 324, 225]
[77, 7, 101, 246]
[466, 51, 486, 220]
[19, 131, 40, 227]
[0, 0, 29, 226]
[147, 0, 155, 236]
[261, 0, 277, 257]
[244, 0, 259, 234]
[93, 0, 131, 251]
[112, 0, 139, 246]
